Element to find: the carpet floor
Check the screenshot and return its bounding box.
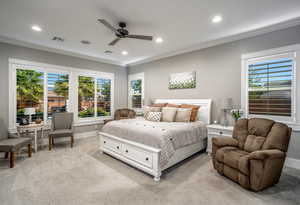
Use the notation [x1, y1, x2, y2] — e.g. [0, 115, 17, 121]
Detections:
[0, 136, 299, 205]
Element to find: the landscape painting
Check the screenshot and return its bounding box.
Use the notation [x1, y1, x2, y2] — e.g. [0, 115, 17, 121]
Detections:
[169, 71, 196, 89]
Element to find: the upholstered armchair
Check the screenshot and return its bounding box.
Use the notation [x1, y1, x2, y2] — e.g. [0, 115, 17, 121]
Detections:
[48, 112, 74, 150]
[212, 118, 291, 191]
[104, 108, 136, 124]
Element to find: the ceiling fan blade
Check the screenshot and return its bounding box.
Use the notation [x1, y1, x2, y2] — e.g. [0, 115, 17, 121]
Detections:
[98, 19, 118, 33]
[108, 38, 121, 46]
[127, 35, 153, 41]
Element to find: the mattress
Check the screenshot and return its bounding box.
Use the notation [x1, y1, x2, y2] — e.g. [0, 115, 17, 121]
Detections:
[101, 118, 207, 167]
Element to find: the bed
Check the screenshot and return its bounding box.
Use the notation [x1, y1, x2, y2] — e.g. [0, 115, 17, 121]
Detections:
[98, 99, 212, 181]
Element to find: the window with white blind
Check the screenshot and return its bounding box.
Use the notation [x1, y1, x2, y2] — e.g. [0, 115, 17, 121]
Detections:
[242, 44, 300, 129]
[248, 58, 293, 117]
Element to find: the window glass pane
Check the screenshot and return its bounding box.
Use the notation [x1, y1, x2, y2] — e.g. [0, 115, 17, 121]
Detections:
[78, 76, 95, 118]
[130, 79, 142, 108]
[97, 78, 111, 116]
[16, 69, 44, 123]
[248, 58, 292, 116]
[47, 73, 69, 118]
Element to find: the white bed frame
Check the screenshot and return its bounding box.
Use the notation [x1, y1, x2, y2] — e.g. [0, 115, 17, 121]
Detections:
[99, 99, 212, 181]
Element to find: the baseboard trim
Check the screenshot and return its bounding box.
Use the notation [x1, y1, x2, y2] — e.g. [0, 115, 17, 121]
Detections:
[285, 157, 300, 170]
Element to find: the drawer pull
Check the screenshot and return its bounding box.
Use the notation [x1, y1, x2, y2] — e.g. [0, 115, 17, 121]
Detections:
[145, 157, 149, 161]
[125, 150, 128, 153]
[103, 141, 106, 144]
[117, 146, 120, 149]
[219, 131, 223, 135]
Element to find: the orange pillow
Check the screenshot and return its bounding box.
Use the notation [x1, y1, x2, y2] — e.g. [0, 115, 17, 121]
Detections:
[151, 103, 167, 107]
[166, 103, 180, 108]
[180, 104, 200, 122]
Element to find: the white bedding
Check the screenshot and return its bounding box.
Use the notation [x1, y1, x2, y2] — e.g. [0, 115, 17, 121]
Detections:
[102, 118, 207, 167]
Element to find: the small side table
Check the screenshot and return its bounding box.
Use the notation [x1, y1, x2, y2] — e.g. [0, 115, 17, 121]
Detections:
[206, 124, 234, 154]
[17, 123, 44, 152]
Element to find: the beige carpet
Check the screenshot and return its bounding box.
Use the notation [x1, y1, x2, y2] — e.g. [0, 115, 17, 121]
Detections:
[0, 136, 299, 205]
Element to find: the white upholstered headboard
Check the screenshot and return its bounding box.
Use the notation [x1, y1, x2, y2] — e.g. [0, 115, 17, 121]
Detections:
[154, 99, 212, 124]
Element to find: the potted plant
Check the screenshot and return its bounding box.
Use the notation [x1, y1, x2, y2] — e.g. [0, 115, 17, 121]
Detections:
[231, 109, 243, 123]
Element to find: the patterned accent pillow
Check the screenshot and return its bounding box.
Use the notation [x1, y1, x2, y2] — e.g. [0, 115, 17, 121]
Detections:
[145, 112, 162, 122]
[144, 106, 162, 118]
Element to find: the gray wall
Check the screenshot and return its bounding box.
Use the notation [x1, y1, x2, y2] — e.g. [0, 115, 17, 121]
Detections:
[129, 25, 300, 159]
[0, 42, 128, 133]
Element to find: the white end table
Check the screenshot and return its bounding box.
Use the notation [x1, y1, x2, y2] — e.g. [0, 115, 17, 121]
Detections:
[17, 123, 44, 152]
[206, 124, 234, 154]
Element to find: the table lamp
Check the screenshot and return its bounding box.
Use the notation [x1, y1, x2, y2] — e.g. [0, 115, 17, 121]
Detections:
[24, 108, 36, 123]
[222, 98, 233, 126]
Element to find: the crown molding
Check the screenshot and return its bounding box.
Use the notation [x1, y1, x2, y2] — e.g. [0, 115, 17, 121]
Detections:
[126, 16, 300, 66]
[0, 35, 127, 68]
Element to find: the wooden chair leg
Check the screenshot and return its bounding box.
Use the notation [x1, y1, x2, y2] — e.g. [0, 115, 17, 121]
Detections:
[49, 136, 52, 151]
[10, 152, 15, 168]
[4, 152, 9, 159]
[71, 135, 74, 148]
[28, 144, 32, 158]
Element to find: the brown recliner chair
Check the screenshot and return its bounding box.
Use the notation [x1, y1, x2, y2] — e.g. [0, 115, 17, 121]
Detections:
[104, 108, 136, 124]
[212, 118, 291, 191]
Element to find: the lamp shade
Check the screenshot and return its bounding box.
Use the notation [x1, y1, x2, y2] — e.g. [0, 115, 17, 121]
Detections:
[24, 108, 36, 115]
[222, 98, 233, 110]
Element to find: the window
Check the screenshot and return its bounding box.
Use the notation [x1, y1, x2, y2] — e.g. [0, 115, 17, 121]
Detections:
[47, 73, 69, 118]
[9, 59, 114, 130]
[97, 78, 111, 117]
[241, 44, 300, 128]
[248, 58, 293, 117]
[16, 68, 44, 124]
[78, 76, 95, 118]
[128, 73, 144, 113]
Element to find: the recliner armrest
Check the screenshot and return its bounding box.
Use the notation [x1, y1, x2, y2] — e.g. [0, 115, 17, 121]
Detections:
[212, 137, 238, 147]
[249, 149, 285, 160]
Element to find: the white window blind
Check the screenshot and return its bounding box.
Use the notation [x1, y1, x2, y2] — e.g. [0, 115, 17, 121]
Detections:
[248, 58, 293, 117]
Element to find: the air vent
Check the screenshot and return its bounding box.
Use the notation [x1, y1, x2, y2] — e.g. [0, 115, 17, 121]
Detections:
[52, 36, 64, 42]
[104, 50, 113, 54]
[81, 40, 91, 45]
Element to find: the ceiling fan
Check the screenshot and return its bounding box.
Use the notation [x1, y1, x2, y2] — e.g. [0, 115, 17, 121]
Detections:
[98, 19, 153, 46]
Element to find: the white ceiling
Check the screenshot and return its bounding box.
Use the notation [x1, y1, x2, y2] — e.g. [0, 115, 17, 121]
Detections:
[1, 0, 300, 66]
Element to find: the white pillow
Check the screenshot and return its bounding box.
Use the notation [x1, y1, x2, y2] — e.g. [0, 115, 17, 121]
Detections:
[145, 112, 162, 122]
[161, 107, 177, 122]
[175, 108, 192, 122]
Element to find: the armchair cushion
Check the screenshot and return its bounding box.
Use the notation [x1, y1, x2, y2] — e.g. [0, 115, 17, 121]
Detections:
[49, 129, 73, 138]
[212, 137, 238, 147]
[249, 149, 285, 160]
[0, 138, 31, 152]
[262, 123, 291, 152]
[248, 118, 274, 137]
[244, 135, 265, 152]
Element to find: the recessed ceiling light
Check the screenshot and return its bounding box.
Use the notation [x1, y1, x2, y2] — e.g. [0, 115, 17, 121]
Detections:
[31, 25, 42, 32]
[155, 37, 163, 43]
[122, 51, 128, 55]
[212, 15, 222, 23]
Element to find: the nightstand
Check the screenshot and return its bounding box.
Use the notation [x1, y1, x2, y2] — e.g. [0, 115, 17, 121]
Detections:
[206, 124, 234, 154]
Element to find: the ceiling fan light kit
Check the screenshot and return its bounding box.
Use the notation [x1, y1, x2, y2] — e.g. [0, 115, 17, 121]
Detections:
[98, 19, 153, 46]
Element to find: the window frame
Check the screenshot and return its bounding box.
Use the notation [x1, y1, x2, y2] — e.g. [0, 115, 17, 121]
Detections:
[241, 44, 300, 130]
[9, 58, 114, 131]
[128, 72, 144, 113]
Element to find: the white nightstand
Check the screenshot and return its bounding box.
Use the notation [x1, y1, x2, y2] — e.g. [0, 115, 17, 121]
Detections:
[206, 124, 234, 154]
